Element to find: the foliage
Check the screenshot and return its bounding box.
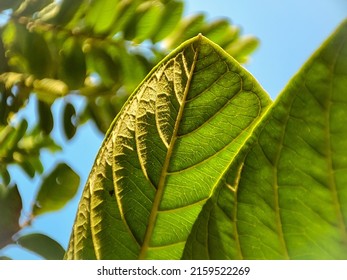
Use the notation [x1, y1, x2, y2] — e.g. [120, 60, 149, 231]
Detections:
[0, 0, 257, 259]
[66, 20, 347, 259]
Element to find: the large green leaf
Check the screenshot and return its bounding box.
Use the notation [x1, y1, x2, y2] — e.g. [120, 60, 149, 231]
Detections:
[183, 20, 347, 260]
[65, 35, 271, 259]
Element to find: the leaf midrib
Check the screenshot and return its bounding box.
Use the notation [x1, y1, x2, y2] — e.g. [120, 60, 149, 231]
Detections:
[138, 36, 201, 259]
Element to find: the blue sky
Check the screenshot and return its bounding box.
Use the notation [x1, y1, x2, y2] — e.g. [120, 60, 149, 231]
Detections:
[1, 0, 346, 259]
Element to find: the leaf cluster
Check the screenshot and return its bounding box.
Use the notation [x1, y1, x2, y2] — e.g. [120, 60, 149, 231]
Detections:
[0, 0, 258, 259]
[66, 20, 347, 260]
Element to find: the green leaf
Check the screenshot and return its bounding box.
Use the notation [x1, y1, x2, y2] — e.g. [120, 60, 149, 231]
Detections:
[0, 184, 22, 249]
[123, 1, 163, 42]
[16, 233, 65, 260]
[49, 0, 85, 26]
[33, 163, 80, 216]
[65, 35, 271, 259]
[15, 0, 54, 17]
[33, 78, 69, 102]
[165, 14, 205, 48]
[86, 46, 121, 87]
[63, 102, 77, 140]
[85, 0, 120, 34]
[151, 0, 184, 43]
[0, 0, 22, 11]
[184, 19, 347, 260]
[38, 100, 54, 135]
[0, 119, 28, 158]
[59, 38, 86, 89]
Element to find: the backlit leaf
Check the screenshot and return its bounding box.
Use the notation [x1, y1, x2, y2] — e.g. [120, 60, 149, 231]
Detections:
[184, 19, 347, 260]
[65, 35, 271, 259]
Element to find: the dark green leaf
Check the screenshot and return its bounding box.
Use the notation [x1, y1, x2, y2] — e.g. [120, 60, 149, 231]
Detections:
[33, 163, 80, 216]
[24, 31, 53, 79]
[0, 184, 22, 249]
[63, 102, 77, 140]
[0, 0, 22, 11]
[59, 38, 86, 89]
[86, 47, 121, 87]
[38, 100, 54, 135]
[49, 0, 85, 26]
[16, 233, 65, 260]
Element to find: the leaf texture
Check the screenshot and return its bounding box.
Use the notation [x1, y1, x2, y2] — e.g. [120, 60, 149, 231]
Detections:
[183, 20, 347, 260]
[65, 35, 271, 259]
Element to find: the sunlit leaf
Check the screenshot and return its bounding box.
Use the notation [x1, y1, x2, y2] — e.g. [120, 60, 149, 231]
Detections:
[33, 163, 80, 216]
[124, 1, 163, 42]
[14, 0, 53, 17]
[65, 35, 271, 259]
[85, 0, 120, 34]
[184, 19, 347, 260]
[151, 0, 184, 43]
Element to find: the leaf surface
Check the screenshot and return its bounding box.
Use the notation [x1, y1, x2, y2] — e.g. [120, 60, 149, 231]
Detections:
[0, 184, 22, 248]
[66, 35, 271, 259]
[16, 233, 65, 260]
[183, 19, 347, 260]
[33, 163, 80, 216]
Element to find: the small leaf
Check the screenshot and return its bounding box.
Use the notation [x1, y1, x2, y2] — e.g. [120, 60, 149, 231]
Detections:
[16, 233, 65, 260]
[124, 1, 163, 42]
[226, 36, 259, 63]
[33, 163, 80, 216]
[24, 31, 53, 78]
[59, 38, 86, 89]
[86, 47, 121, 87]
[165, 14, 205, 48]
[151, 0, 184, 43]
[33, 78, 69, 103]
[49, 0, 85, 26]
[85, 0, 120, 34]
[63, 102, 77, 140]
[0, 184, 22, 249]
[15, 0, 54, 17]
[38, 100, 54, 135]
[0, 0, 22, 11]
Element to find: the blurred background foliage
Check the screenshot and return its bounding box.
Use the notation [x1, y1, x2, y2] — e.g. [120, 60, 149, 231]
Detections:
[0, 0, 258, 259]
